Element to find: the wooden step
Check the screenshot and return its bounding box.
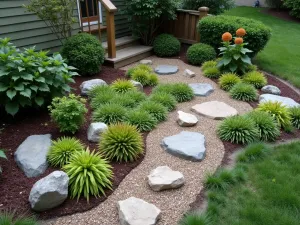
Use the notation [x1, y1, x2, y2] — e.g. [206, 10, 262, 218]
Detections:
[102, 36, 140, 51]
[82, 24, 107, 34]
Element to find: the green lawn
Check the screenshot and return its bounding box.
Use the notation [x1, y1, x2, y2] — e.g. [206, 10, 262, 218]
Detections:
[224, 7, 300, 88]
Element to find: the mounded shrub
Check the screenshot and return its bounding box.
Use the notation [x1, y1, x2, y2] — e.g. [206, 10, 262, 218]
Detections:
[243, 71, 267, 89]
[92, 103, 128, 124]
[126, 110, 157, 132]
[203, 67, 221, 79]
[289, 106, 300, 129]
[218, 73, 242, 91]
[153, 34, 181, 57]
[187, 43, 216, 66]
[202, 60, 217, 71]
[99, 123, 144, 162]
[139, 101, 168, 122]
[90, 90, 116, 110]
[229, 83, 257, 102]
[153, 83, 194, 103]
[61, 33, 105, 75]
[283, 0, 300, 19]
[198, 15, 271, 56]
[149, 92, 177, 111]
[111, 79, 136, 93]
[131, 69, 149, 86]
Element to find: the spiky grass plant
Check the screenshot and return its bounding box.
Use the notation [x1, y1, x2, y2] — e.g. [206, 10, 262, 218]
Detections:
[138, 101, 168, 122]
[237, 142, 271, 163]
[126, 110, 157, 132]
[229, 83, 257, 102]
[147, 73, 159, 86]
[152, 83, 173, 94]
[126, 67, 136, 78]
[92, 103, 128, 124]
[47, 137, 85, 167]
[111, 79, 135, 93]
[289, 106, 300, 129]
[149, 92, 177, 111]
[203, 67, 221, 79]
[246, 64, 258, 72]
[217, 116, 259, 144]
[0, 211, 38, 225]
[63, 149, 113, 201]
[218, 73, 242, 91]
[202, 60, 217, 71]
[124, 90, 147, 105]
[243, 71, 267, 89]
[87, 85, 112, 99]
[112, 95, 137, 108]
[257, 101, 292, 129]
[90, 89, 116, 110]
[179, 212, 212, 225]
[99, 123, 144, 162]
[131, 69, 149, 86]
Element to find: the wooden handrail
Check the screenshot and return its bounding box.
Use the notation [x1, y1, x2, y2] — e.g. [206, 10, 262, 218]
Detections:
[100, 0, 117, 12]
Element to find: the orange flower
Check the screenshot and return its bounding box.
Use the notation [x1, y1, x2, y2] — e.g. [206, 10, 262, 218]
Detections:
[222, 32, 232, 42]
[235, 37, 244, 45]
[236, 28, 246, 37]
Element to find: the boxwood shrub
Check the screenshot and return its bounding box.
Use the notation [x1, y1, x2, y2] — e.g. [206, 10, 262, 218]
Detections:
[187, 43, 216, 65]
[153, 34, 180, 57]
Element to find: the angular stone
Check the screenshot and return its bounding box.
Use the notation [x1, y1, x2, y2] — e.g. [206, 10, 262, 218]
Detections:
[259, 94, 299, 108]
[140, 59, 153, 65]
[148, 166, 184, 191]
[130, 80, 143, 92]
[189, 83, 214, 97]
[261, 85, 281, 95]
[184, 69, 195, 78]
[118, 197, 161, 225]
[80, 79, 107, 95]
[177, 111, 198, 127]
[192, 101, 238, 120]
[87, 122, 108, 143]
[15, 134, 51, 178]
[161, 131, 206, 161]
[29, 171, 69, 212]
[155, 65, 179, 75]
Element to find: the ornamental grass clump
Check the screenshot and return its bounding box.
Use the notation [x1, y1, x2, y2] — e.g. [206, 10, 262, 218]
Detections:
[92, 103, 128, 125]
[147, 73, 159, 86]
[88, 85, 112, 99]
[237, 142, 271, 163]
[111, 79, 136, 93]
[99, 123, 144, 162]
[126, 110, 157, 132]
[63, 149, 113, 201]
[149, 92, 177, 111]
[153, 83, 194, 103]
[0, 211, 38, 225]
[124, 90, 147, 105]
[289, 106, 300, 129]
[218, 73, 241, 91]
[138, 101, 168, 122]
[202, 60, 217, 71]
[203, 67, 221, 79]
[179, 212, 211, 225]
[243, 71, 267, 89]
[229, 83, 257, 102]
[90, 90, 116, 110]
[111, 95, 137, 108]
[131, 69, 149, 86]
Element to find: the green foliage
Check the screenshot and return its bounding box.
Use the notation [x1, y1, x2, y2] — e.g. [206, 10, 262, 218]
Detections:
[49, 94, 87, 134]
[218, 73, 241, 91]
[112, 95, 138, 108]
[246, 111, 280, 142]
[266, 0, 284, 8]
[229, 83, 257, 102]
[147, 73, 159, 86]
[126, 110, 157, 132]
[0, 38, 76, 116]
[99, 123, 144, 162]
[149, 92, 177, 111]
[289, 106, 300, 129]
[187, 43, 216, 66]
[63, 149, 113, 201]
[0, 149, 7, 173]
[198, 15, 271, 56]
[237, 142, 271, 163]
[131, 69, 150, 86]
[123, 90, 147, 105]
[139, 101, 168, 122]
[205, 169, 241, 190]
[182, 0, 234, 14]
[61, 33, 105, 75]
[202, 60, 217, 71]
[179, 212, 212, 225]
[111, 79, 135, 93]
[47, 137, 84, 168]
[0, 211, 38, 225]
[153, 34, 181, 57]
[90, 89, 116, 110]
[243, 71, 267, 89]
[88, 85, 112, 99]
[126, 64, 153, 78]
[257, 101, 292, 128]
[283, 0, 300, 19]
[92, 103, 128, 125]
[153, 83, 194, 102]
[217, 116, 259, 144]
[246, 64, 258, 72]
[203, 67, 221, 79]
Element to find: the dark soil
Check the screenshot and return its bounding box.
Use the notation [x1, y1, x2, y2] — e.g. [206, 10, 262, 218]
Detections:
[0, 66, 152, 219]
[262, 8, 300, 23]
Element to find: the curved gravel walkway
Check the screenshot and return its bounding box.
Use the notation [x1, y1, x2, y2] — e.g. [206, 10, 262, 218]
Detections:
[44, 57, 252, 225]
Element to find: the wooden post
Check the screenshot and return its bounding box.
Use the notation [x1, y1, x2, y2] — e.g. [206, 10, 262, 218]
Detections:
[96, 1, 101, 41]
[85, 0, 91, 34]
[106, 11, 116, 58]
[197, 7, 209, 42]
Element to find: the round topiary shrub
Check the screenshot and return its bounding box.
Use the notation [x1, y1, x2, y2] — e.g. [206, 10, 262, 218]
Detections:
[230, 83, 257, 102]
[131, 69, 149, 86]
[217, 116, 259, 144]
[126, 110, 157, 132]
[139, 101, 168, 122]
[92, 103, 128, 124]
[218, 73, 242, 91]
[203, 67, 221, 79]
[289, 106, 300, 129]
[153, 34, 181, 57]
[187, 43, 216, 65]
[149, 92, 177, 111]
[243, 71, 267, 89]
[202, 60, 217, 71]
[61, 33, 105, 75]
[111, 79, 136, 93]
[99, 123, 144, 162]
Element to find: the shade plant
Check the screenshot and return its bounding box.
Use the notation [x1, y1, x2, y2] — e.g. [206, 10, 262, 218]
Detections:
[187, 43, 216, 66]
[229, 83, 257, 102]
[243, 71, 267, 89]
[203, 67, 221, 79]
[149, 92, 177, 111]
[111, 79, 136, 93]
[202, 60, 217, 71]
[153, 83, 194, 103]
[138, 101, 168, 122]
[126, 110, 157, 132]
[218, 73, 241, 91]
[153, 34, 181, 57]
[92, 103, 128, 125]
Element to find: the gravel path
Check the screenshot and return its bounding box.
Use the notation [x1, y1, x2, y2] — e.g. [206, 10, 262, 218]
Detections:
[43, 57, 252, 225]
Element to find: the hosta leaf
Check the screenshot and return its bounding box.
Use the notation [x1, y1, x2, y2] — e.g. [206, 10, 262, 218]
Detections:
[35, 96, 44, 106]
[39, 83, 50, 92]
[6, 89, 16, 99]
[233, 54, 240, 60]
[0, 150, 7, 159]
[18, 66, 25, 72]
[21, 73, 34, 81]
[0, 70, 9, 77]
[5, 102, 19, 116]
[38, 67, 46, 73]
[241, 48, 253, 54]
[241, 55, 251, 64]
[229, 63, 238, 72]
[0, 83, 8, 92]
[14, 83, 24, 91]
[223, 57, 232, 66]
[30, 85, 38, 92]
[35, 77, 45, 83]
[20, 88, 31, 98]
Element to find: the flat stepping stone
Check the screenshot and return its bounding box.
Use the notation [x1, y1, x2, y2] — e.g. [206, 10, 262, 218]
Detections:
[259, 94, 299, 108]
[184, 69, 196, 78]
[80, 79, 107, 96]
[148, 166, 185, 191]
[140, 59, 153, 65]
[261, 85, 281, 95]
[161, 131, 206, 161]
[87, 122, 108, 143]
[14, 134, 51, 177]
[189, 83, 214, 97]
[177, 111, 198, 127]
[118, 197, 161, 225]
[192, 101, 238, 120]
[155, 65, 179, 75]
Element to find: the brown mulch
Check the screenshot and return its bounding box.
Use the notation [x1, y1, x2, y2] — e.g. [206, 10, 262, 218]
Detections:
[262, 8, 300, 23]
[0, 66, 152, 219]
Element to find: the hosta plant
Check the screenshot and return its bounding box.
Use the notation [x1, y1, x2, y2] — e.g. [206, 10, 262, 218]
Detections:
[47, 137, 85, 167]
[289, 106, 300, 129]
[230, 83, 257, 102]
[203, 67, 221, 79]
[0, 38, 76, 116]
[111, 79, 135, 93]
[99, 123, 144, 162]
[149, 92, 177, 111]
[92, 103, 128, 125]
[218, 73, 241, 91]
[139, 101, 168, 122]
[0, 149, 7, 173]
[49, 94, 87, 134]
[243, 71, 267, 89]
[63, 149, 113, 201]
[126, 110, 157, 132]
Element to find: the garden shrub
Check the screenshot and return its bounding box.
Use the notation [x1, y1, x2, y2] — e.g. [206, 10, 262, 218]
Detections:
[179, 212, 211, 225]
[218, 73, 241, 91]
[229, 83, 257, 102]
[153, 83, 194, 102]
[47, 137, 84, 167]
[153, 34, 180, 57]
[49, 94, 87, 134]
[126, 64, 153, 78]
[147, 73, 159, 86]
[111, 79, 136, 93]
[90, 90, 116, 110]
[139, 101, 168, 122]
[182, 0, 234, 14]
[237, 142, 272, 163]
[283, 0, 300, 19]
[126, 110, 157, 132]
[203, 67, 221, 79]
[63, 149, 113, 201]
[198, 15, 271, 56]
[99, 123, 144, 162]
[61, 33, 105, 75]
[266, 0, 284, 9]
[92, 103, 128, 125]
[289, 106, 300, 129]
[0, 38, 76, 116]
[0, 211, 38, 225]
[187, 43, 216, 66]
[131, 69, 149, 86]
[243, 71, 267, 89]
[149, 92, 177, 111]
[202, 60, 217, 71]
[217, 116, 259, 144]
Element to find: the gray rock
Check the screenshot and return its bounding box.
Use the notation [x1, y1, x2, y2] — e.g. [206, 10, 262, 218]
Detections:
[15, 134, 51, 178]
[80, 79, 107, 95]
[130, 80, 143, 92]
[29, 171, 69, 212]
[259, 94, 299, 108]
[188, 83, 214, 97]
[161, 131, 206, 161]
[184, 69, 196, 78]
[148, 166, 184, 191]
[261, 85, 281, 95]
[177, 111, 198, 127]
[118, 197, 161, 225]
[87, 122, 108, 143]
[140, 59, 153, 65]
[155, 65, 179, 75]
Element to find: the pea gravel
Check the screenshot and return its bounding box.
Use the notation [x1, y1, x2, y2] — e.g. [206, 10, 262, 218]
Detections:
[43, 57, 252, 225]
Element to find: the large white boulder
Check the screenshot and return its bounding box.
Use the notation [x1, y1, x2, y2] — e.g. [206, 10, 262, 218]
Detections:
[259, 94, 299, 108]
[80, 79, 107, 95]
[177, 111, 198, 127]
[87, 122, 108, 143]
[261, 85, 281, 95]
